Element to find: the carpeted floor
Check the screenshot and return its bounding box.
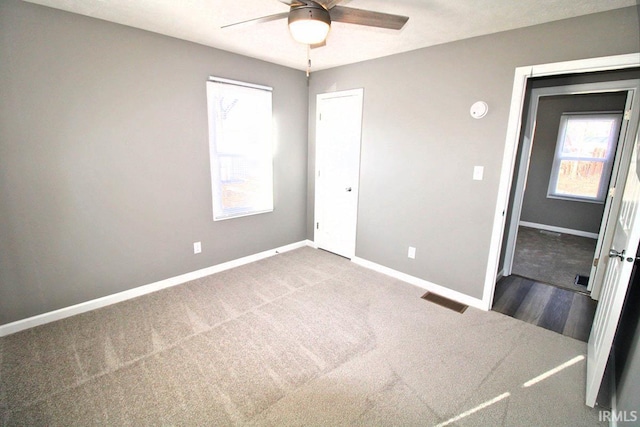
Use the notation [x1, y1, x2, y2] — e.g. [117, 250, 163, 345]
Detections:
[512, 226, 598, 293]
[0, 247, 606, 426]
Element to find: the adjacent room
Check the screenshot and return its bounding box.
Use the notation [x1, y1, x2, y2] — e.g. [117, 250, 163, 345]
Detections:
[2, 0, 640, 425]
[493, 79, 636, 342]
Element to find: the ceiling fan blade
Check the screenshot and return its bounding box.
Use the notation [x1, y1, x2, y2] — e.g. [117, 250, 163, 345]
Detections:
[317, 0, 346, 9]
[278, 0, 314, 7]
[330, 6, 409, 30]
[279, 0, 344, 9]
[221, 12, 289, 29]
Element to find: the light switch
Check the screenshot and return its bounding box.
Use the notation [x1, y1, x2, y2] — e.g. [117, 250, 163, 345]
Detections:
[473, 166, 484, 181]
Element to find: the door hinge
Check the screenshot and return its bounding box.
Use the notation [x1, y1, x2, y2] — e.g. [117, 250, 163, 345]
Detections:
[319, 113, 322, 121]
[609, 187, 616, 198]
[593, 257, 599, 267]
[624, 110, 632, 121]
[316, 222, 319, 230]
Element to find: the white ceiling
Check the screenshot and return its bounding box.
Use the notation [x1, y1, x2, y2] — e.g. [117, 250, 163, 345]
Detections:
[24, 0, 637, 72]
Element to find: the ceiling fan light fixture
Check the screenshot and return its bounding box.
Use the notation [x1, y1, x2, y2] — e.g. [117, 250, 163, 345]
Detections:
[288, 4, 331, 45]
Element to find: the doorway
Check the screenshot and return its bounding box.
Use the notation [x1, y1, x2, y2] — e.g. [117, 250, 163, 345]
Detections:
[494, 79, 639, 340]
[508, 90, 627, 294]
[482, 55, 640, 312]
[500, 77, 640, 301]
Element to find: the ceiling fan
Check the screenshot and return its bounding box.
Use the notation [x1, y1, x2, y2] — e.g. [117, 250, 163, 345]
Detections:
[222, 0, 409, 47]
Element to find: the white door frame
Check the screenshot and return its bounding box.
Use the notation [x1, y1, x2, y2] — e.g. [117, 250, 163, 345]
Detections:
[482, 53, 640, 310]
[314, 88, 364, 259]
[502, 80, 639, 299]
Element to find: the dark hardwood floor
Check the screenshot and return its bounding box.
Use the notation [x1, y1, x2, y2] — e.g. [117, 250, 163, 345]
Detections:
[492, 275, 597, 342]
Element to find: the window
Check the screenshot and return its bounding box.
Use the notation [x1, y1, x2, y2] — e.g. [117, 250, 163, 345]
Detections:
[547, 112, 622, 203]
[206, 77, 273, 221]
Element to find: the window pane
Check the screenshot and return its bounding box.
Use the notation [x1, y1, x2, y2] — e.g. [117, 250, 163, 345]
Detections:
[560, 117, 617, 159]
[206, 79, 273, 221]
[547, 112, 621, 203]
[554, 159, 604, 199]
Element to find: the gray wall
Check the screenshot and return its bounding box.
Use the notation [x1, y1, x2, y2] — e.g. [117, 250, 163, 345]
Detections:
[0, 1, 309, 325]
[308, 7, 640, 299]
[520, 92, 628, 234]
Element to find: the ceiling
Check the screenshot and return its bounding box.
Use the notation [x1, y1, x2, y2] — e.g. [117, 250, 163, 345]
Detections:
[24, 0, 637, 72]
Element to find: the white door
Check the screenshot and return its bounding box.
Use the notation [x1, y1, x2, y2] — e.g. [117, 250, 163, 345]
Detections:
[586, 126, 640, 407]
[314, 89, 363, 258]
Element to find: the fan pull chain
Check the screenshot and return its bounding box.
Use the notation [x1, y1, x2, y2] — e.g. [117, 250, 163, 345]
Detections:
[306, 44, 311, 77]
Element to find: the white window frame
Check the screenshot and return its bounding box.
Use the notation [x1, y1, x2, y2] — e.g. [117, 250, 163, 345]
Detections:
[206, 77, 273, 221]
[547, 111, 622, 204]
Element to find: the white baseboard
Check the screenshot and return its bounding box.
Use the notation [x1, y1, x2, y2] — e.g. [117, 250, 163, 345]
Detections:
[351, 256, 486, 311]
[519, 221, 599, 239]
[496, 269, 505, 282]
[0, 240, 313, 337]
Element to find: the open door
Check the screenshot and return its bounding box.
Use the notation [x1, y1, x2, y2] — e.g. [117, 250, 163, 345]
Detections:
[586, 124, 640, 407]
[589, 83, 640, 299]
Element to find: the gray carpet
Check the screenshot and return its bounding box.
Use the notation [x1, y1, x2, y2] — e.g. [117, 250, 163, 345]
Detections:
[512, 226, 598, 293]
[1, 247, 605, 426]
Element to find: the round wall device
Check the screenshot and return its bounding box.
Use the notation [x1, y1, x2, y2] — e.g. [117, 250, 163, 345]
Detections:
[470, 101, 488, 119]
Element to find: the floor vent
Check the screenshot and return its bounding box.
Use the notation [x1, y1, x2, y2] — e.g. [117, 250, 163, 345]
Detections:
[574, 274, 589, 287]
[421, 292, 468, 314]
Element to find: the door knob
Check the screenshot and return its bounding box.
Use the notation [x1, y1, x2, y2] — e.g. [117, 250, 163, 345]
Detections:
[609, 249, 626, 260]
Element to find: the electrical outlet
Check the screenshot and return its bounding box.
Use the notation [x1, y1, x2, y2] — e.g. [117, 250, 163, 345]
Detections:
[408, 246, 416, 259]
[193, 241, 202, 254]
